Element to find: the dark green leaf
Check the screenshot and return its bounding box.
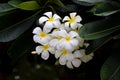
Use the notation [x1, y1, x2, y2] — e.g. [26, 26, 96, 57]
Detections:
[101, 52, 120, 80]
[72, 0, 93, 6]
[77, 0, 107, 4]
[8, 0, 22, 7]
[0, 3, 16, 12]
[86, 36, 112, 54]
[7, 31, 34, 65]
[90, 2, 120, 16]
[17, 1, 40, 10]
[52, 0, 65, 7]
[0, 10, 15, 17]
[55, 4, 78, 12]
[0, 10, 35, 30]
[79, 17, 120, 40]
[0, 12, 38, 42]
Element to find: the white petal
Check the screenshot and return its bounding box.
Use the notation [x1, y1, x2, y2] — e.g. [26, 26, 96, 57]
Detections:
[53, 14, 61, 20]
[72, 59, 81, 67]
[69, 31, 78, 38]
[36, 46, 43, 54]
[43, 26, 52, 33]
[75, 15, 82, 22]
[66, 61, 73, 69]
[51, 30, 60, 37]
[64, 22, 70, 27]
[53, 20, 61, 27]
[63, 16, 70, 22]
[55, 50, 61, 59]
[81, 55, 93, 63]
[59, 29, 68, 37]
[70, 12, 76, 18]
[39, 16, 48, 24]
[49, 47, 55, 54]
[65, 43, 73, 51]
[33, 35, 40, 43]
[44, 12, 52, 18]
[77, 37, 84, 47]
[73, 50, 84, 58]
[80, 49, 85, 55]
[49, 39, 58, 47]
[59, 56, 66, 65]
[41, 51, 49, 60]
[66, 53, 74, 61]
[70, 39, 79, 47]
[70, 23, 77, 29]
[33, 27, 41, 34]
[40, 36, 51, 44]
[44, 22, 53, 32]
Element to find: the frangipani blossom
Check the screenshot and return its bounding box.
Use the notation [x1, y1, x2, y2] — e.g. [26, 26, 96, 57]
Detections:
[33, 27, 52, 44]
[49, 30, 63, 49]
[66, 50, 84, 69]
[32, 11, 94, 69]
[39, 12, 61, 32]
[63, 12, 82, 29]
[58, 29, 79, 50]
[77, 49, 94, 63]
[55, 49, 73, 65]
[35, 44, 55, 60]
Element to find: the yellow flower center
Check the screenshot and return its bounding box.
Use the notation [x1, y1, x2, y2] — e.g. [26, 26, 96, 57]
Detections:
[42, 44, 49, 50]
[39, 32, 46, 38]
[65, 36, 71, 42]
[48, 17, 54, 22]
[69, 17, 75, 24]
[57, 36, 63, 41]
[62, 49, 68, 55]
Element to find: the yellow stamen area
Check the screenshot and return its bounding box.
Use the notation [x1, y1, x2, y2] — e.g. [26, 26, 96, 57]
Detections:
[48, 17, 54, 22]
[42, 44, 49, 51]
[69, 17, 75, 24]
[62, 49, 68, 55]
[39, 32, 46, 38]
[75, 29, 78, 33]
[65, 36, 71, 42]
[57, 36, 62, 41]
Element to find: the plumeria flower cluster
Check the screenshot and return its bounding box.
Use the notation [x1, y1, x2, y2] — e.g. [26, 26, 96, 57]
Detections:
[32, 12, 93, 69]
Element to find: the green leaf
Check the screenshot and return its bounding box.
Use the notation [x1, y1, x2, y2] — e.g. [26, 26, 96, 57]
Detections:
[0, 3, 16, 12]
[52, 0, 65, 7]
[7, 31, 34, 65]
[17, 1, 40, 10]
[90, 2, 120, 16]
[8, 0, 22, 7]
[72, 0, 93, 6]
[0, 10, 35, 30]
[79, 17, 120, 40]
[55, 4, 78, 12]
[86, 36, 112, 54]
[77, 0, 107, 3]
[100, 52, 120, 80]
[0, 12, 38, 42]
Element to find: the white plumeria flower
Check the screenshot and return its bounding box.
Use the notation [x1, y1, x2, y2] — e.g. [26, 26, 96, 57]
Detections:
[39, 12, 61, 32]
[66, 50, 84, 69]
[55, 49, 73, 65]
[33, 27, 52, 44]
[35, 44, 55, 60]
[58, 29, 79, 50]
[79, 49, 94, 63]
[63, 12, 82, 29]
[49, 30, 63, 49]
